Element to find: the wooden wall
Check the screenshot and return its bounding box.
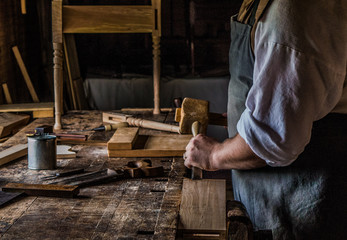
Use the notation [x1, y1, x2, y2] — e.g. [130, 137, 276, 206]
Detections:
[0, 0, 242, 104]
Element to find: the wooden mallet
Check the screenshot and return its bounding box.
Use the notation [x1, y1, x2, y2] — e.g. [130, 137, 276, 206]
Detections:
[175, 97, 227, 134]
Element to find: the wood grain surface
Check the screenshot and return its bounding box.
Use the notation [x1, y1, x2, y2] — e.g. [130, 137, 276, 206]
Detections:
[178, 179, 226, 239]
[107, 127, 139, 150]
[0, 144, 27, 167]
[0, 110, 185, 239]
[62, 6, 154, 33]
[0, 113, 30, 138]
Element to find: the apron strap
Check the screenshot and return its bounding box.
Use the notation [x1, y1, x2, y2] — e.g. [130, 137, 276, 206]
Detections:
[249, 0, 260, 26]
[237, 0, 272, 51]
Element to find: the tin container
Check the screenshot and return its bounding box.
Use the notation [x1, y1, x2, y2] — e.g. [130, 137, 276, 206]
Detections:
[28, 135, 57, 170]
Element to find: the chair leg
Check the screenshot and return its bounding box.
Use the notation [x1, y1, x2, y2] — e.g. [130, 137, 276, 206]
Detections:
[152, 35, 161, 115]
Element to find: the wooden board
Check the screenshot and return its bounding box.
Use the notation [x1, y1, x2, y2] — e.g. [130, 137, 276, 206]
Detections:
[62, 6, 154, 33]
[2, 83, 12, 104]
[177, 179, 226, 240]
[0, 102, 54, 118]
[108, 127, 191, 157]
[0, 191, 24, 207]
[0, 144, 28, 167]
[2, 183, 79, 198]
[57, 145, 76, 159]
[107, 127, 139, 150]
[0, 113, 30, 138]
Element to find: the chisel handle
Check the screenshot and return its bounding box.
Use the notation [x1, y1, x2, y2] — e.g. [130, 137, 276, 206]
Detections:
[104, 122, 129, 131]
[191, 121, 203, 180]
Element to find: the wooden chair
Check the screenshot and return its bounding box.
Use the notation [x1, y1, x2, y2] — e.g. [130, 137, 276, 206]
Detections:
[52, 0, 161, 130]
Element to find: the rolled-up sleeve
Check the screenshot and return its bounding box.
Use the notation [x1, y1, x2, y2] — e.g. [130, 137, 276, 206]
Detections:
[237, 41, 346, 166]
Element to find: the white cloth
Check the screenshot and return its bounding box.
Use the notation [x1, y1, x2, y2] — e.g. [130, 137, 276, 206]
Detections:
[237, 0, 347, 166]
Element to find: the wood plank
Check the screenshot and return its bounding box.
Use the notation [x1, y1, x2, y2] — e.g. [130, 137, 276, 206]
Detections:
[107, 127, 139, 150]
[11, 46, 39, 103]
[62, 6, 154, 33]
[108, 132, 191, 157]
[0, 191, 25, 207]
[2, 183, 79, 198]
[178, 179, 226, 239]
[2, 83, 12, 104]
[63, 34, 88, 110]
[32, 110, 54, 118]
[0, 144, 28, 167]
[0, 113, 30, 138]
[0, 102, 53, 113]
[57, 145, 76, 159]
[20, 0, 26, 14]
[121, 108, 173, 113]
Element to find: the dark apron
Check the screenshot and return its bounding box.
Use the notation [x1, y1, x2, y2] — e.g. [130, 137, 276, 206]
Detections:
[228, 2, 347, 239]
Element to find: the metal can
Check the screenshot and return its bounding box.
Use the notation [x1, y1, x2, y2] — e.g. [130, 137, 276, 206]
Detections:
[27, 135, 57, 170]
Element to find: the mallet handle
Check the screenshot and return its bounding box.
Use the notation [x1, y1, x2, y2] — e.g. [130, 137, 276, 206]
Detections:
[191, 121, 203, 180]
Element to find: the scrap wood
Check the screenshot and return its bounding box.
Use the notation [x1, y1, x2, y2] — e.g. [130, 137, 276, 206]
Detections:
[0, 112, 30, 138]
[0, 102, 54, 118]
[2, 83, 13, 104]
[0, 191, 25, 208]
[0, 144, 28, 167]
[12, 46, 39, 102]
[57, 145, 76, 159]
[21, 0, 26, 14]
[2, 183, 79, 198]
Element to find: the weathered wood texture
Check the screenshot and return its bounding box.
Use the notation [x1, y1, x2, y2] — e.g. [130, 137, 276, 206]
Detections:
[2, 183, 79, 198]
[108, 127, 139, 150]
[0, 113, 30, 138]
[0, 102, 54, 118]
[0, 111, 185, 239]
[0, 144, 27, 167]
[178, 179, 226, 239]
[63, 6, 154, 33]
[2, 84, 12, 104]
[227, 200, 254, 240]
[56, 145, 76, 159]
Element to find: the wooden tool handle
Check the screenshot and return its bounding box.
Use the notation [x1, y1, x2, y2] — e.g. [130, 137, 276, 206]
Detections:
[126, 117, 180, 133]
[191, 121, 203, 180]
[104, 122, 129, 131]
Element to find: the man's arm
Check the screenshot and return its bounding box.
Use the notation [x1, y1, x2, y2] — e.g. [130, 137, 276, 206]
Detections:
[184, 134, 267, 171]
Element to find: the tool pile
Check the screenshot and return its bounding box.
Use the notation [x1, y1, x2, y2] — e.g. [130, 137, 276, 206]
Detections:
[0, 159, 163, 205]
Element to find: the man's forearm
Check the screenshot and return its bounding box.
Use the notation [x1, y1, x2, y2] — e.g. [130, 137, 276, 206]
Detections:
[184, 133, 267, 171]
[212, 134, 266, 170]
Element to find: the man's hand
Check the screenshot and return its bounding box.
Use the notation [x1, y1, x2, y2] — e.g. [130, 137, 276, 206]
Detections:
[183, 134, 267, 170]
[184, 134, 220, 171]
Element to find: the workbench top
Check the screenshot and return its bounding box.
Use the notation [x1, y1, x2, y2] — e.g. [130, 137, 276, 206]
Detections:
[0, 110, 185, 239]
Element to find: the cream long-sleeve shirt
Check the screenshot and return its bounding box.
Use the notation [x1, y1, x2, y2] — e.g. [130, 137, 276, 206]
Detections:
[237, 0, 347, 166]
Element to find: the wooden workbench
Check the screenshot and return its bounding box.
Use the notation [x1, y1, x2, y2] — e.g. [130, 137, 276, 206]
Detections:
[0, 111, 185, 239]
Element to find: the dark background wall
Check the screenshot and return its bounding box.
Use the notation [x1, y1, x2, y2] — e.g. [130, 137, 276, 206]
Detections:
[0, 0, 242, 105]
